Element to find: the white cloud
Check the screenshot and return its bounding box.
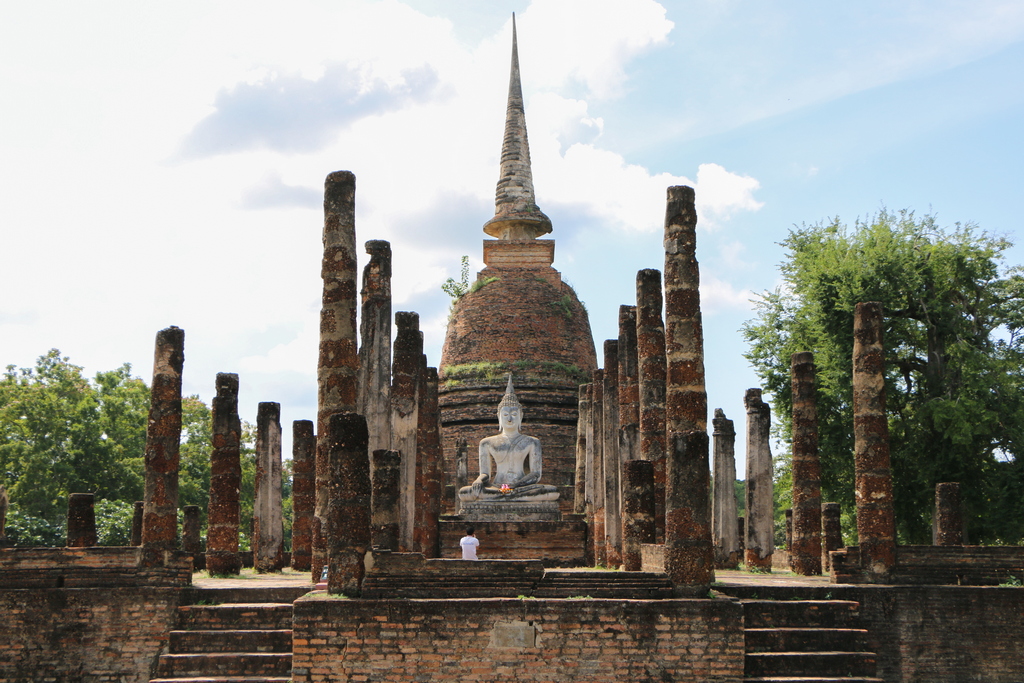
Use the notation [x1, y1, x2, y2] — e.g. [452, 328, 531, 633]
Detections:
[700, 275, 755, 315]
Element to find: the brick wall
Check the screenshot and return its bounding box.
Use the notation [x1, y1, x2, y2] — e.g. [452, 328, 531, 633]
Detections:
[439, 520, 586, 566]
[0, 587, 180, 682]
[720, 583, 1024, 682]
[831, 545, 1024, 585]
[0, 547, 192, 588]
[292, 595, 745, 683]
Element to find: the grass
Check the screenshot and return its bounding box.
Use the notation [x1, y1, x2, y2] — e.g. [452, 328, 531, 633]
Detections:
[999, 575, 1022, 587]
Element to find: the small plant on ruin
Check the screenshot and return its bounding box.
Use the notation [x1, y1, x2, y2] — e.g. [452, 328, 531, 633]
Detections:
[470, 275, 499, 294]
[441, 255, 470, 300]
[566, 595, 593, 600]
[999, 575, 1022, 587]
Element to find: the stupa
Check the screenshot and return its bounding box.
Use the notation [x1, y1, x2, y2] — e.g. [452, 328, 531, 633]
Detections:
[438, 16, 597, 512]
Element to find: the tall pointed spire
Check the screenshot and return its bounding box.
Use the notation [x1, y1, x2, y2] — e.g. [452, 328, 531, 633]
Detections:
[483, 14, 552, 240]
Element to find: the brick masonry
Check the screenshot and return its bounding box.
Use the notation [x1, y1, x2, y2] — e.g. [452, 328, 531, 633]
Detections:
[438, 519, 586, 567]
[0, 586, 180, 682]
[291, 595, 745, 683]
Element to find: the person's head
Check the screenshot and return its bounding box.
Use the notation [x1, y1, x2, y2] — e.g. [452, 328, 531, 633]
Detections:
[466, 526, 475, 536]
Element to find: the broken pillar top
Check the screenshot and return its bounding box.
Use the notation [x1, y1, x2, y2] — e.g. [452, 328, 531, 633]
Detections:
[482, 13, 552, 241]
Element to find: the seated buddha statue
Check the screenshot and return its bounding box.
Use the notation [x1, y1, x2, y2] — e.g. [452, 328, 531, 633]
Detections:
[458, 376, 559, 503]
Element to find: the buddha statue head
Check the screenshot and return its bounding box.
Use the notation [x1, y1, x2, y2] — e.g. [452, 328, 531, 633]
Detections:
[497, 374, 523, 432]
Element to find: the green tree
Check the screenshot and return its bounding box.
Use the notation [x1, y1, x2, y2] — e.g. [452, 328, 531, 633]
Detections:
[0, 351, 147, 524]
[743, 210, 1024, 544]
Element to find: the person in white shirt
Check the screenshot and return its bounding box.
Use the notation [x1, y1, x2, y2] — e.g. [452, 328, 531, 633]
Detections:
[460, 527, 480, 560]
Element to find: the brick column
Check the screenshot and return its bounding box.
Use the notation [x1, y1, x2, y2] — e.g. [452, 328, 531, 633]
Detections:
[821, 502, 842, 572]
[662, 186, 712, 587]
[934, 482, 963, 546]
[744, 388, 773, 571]
[391, 312, 421, 552]
[618, 305, 640, 466]
[581, 384, 595, 566]
[291, 420, 315, 571]
[785, 509, 793, 559]
[636, 268, 667, 543]
[414, 365, 441, 558]
[791, 352, 822, 575]
[182, 505, 202, 568]
[326, 413, 371, 596]
[622, 459, 656, 571]
[357, 239, 392, 455]
[574, 385, 591, 515]
[207, 372, 241, 575]
[142, 326, 184, 565]
[853, 302, 896, 581]
[314, 171, 360, 582]
[254, 402, 284, 572]
[712, 409, 739, 569]
[591, 369, 606, 567]
[370, 449, 401, 551]
[603, 340, 622, 567]
[131, 501, 143, 546]
[67, 493, 96, 548]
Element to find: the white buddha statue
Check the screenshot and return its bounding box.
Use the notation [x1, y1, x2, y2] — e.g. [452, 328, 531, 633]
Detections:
[458, 376, 559, 503]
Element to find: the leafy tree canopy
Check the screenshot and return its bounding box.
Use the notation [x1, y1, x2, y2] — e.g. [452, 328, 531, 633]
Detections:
[743, 209, 1024, 544]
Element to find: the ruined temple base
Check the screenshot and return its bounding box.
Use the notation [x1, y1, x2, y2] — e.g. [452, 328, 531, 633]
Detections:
[458, 500, 561, 522]
[439, 518, 587, 567]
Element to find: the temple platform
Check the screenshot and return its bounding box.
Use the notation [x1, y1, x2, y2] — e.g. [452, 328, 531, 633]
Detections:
[439, 517, 586, 567]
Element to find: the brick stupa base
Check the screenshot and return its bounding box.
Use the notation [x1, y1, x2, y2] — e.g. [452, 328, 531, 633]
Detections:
[439, 518, 587, 567]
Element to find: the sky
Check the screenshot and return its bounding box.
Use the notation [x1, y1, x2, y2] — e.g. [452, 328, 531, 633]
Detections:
[3, 0, 1024, 474]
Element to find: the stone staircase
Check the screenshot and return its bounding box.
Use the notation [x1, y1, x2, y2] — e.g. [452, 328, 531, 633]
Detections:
[742, 599, 881, 683]
[533, 569, 674, 598]
[149, 596, 296, 683]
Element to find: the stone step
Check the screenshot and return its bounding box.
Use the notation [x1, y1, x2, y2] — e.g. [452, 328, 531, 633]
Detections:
[177, 604, 293, 631]
[169, 630, 293, 654]
[743, 678, 884, 683]
[743, 600, 861, 629]
[150, 678, 291, 683]
[745, 628, 869, 653]
[745, 652, 877, 678]
[156, 653, 291, 678]
[182, 586, 312, 605]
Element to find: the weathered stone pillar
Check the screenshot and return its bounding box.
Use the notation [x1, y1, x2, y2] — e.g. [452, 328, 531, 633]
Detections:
[314, 171, 360, 582]
[182, 505, 202, 568]
[291, 420, 315, 571]
[622, 459, 656, 571]
[590, 369, 606, 567]
[131, 501, 143, 546]
[414, 365, 441, 558]
[934, 482, 963, 546]
[603, 340, 622, 567]
[67, 493, 96, 548]
[618, 305, 640, 467]
[574, 384, 591, 515]
[636, 268, 667, 543]
[791, 352, 823, 575]
[370, 449, 401, 551]
[454, 439, 468, 515]
[853, 301, 896, 581]
[662, 186, 713, 587]
[821, 503, 842, 572]
[254, 402, 284, 572]
[582, 383, 596, 566]
[142, 326, 184, 565]
[785, 509, 793, 557]
[391, 312, 421, 552]
[712, 409, 739, 569]
[664, 430, 713, 588]
[737, 516, 745, 558]
[326, 412, 371, 596]
[663, 186, 706, 434]
[207, 373, 241, 575]
[744, 388, 774, 571]
[357, 239, 392, 455]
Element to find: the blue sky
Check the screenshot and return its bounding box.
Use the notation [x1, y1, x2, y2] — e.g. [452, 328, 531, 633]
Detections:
[2, 0, 1023, 471]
